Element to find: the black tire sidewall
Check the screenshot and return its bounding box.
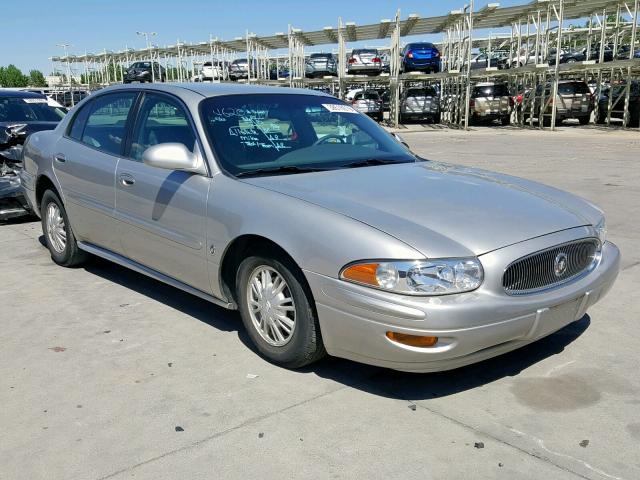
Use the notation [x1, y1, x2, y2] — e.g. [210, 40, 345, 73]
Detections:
[236, 254, 319, 367]
[41, 190, 85, 267]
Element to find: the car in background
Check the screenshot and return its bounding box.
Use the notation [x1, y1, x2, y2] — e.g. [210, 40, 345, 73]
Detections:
[351, 90, 383, 121]
[615, 45, 640, 59]
[123, 61, 166, 83]
[399, 86, 440, 123]
[469, 82, 512, 125]
[305, 53, 338, 78]
[20, 83, 619, 373]
[401, 43, 441, 73]
[200, 60, 225, 81]
[1, 90, 66, 220]
[376, 88, 390, 111]
[525, 80, 594, 126]
[465, 52, 504, 70]
[584, 46, 614, 62]
[548, 49, 586, 65]
[347, 49, 383, 76]
[597, 81, 640, 127]
[229, 59, 259, 80]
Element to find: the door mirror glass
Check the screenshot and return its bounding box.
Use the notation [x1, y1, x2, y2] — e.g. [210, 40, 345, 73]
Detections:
[142, 143, 204, 173]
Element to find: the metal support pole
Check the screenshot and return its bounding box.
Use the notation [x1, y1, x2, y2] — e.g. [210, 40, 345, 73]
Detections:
[550, 0, 564, 131]
[463, 0, 474, 131]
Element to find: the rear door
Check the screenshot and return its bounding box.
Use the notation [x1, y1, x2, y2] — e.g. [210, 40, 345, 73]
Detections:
[53, 91, 138, 252]
[115, 91, 210, 292]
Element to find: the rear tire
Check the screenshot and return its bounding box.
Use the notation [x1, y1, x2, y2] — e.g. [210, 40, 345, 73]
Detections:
[501, 115, 510, 126]
[578, 116, 590, 126]
[41, 190, 88, 267]
[236, 251, 325, 369]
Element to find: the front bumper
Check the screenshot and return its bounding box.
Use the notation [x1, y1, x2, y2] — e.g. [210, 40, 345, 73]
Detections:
[305, 231, 620, 373]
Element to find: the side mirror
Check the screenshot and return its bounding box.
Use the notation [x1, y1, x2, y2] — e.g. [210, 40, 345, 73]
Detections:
[142, 143, 206, 174]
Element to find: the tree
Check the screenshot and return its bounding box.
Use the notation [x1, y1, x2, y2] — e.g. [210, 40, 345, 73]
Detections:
[28, 69, 47, 87]
[0, 64, 28, 87]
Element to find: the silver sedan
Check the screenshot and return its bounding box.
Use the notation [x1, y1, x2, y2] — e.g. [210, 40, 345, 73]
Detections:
[20, 83, 620, 372]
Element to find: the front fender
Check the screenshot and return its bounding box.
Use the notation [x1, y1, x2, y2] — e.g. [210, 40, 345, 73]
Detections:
[206, 175, 424, 299]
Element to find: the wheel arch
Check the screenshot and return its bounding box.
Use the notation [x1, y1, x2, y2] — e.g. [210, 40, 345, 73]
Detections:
[35, 174, 60, 216]
[219, 234, 310, 307]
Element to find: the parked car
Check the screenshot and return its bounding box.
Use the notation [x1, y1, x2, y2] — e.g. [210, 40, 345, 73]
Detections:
[1, 90, 66, 220]
[123, 61, 166, 83]
[465, 52, 503, 70]
[469, 82, 512, 125]
[229, 59, 256, 80]
[376, 88, 390, 111]
[401, 43, 441, 73]
[351, 90, 383, 121]
[200, 60, 225, 81]
[305, 53, 338, 78]
[347, 49, 383, 75]
[21, 83, 619, 372]
[615, 45, 640, 59]
[584, 46, 614, 63]
[525, 80, 594, 126]
[500, 51, 537, 69]
[548, 49, 586, 65]
[399, 86, 440, 123]
[597, 81, 640, 127]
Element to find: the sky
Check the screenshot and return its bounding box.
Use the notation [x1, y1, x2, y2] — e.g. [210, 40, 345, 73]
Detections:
[3, 0, 527, 74]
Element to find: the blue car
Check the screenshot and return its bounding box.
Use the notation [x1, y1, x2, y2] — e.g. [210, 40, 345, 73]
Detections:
[401, 42, 441, 74]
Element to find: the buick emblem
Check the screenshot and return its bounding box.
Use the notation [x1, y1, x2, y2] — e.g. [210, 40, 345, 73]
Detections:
[554, 252, 568, 277]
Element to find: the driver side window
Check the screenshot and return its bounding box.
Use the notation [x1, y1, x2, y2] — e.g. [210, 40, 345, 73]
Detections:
[129, 93, 196, 162]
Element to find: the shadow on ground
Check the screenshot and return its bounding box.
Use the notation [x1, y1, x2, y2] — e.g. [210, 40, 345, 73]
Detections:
[79, 254, 590, 402]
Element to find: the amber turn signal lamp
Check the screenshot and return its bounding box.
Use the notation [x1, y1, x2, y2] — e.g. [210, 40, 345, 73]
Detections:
[386, 332, 438, 348]
[341, 263, 379, 286]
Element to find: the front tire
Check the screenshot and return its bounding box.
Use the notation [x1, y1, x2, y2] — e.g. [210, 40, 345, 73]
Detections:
[41, 190, 88, 267]
[236, 252, 325, 368]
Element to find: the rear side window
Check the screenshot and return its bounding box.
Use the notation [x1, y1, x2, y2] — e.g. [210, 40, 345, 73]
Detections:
[80, 92, 137, 155]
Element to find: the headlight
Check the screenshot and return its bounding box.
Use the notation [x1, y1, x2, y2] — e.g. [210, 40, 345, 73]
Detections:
[595, 217, 607, 246]
[340, 258, 484, 296]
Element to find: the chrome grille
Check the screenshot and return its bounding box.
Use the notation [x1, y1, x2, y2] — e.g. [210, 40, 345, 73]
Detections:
[503, 239, 600, 295]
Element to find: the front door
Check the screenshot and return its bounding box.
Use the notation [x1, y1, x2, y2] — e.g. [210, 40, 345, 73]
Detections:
[114, 92, 210, 292]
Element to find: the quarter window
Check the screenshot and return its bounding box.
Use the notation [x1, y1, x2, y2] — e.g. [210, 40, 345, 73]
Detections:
[129, 94, 196, 162]
[80, 93, 137, 155]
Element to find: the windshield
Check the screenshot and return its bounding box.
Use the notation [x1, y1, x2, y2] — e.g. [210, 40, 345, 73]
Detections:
[200, 94, 415, 177]
[132, 62, 151, 68]
[0, 97, 66, 122]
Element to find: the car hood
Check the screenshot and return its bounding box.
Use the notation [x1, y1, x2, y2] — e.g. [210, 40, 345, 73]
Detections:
[242, 161, 601, 258]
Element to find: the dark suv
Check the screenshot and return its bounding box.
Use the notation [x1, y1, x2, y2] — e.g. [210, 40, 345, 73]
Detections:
[597, 81, 640, 127]
[401, 43, 441, 73]
[123, 62, 166, 83]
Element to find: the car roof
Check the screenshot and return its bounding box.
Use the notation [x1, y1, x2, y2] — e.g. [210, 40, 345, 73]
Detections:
[94, 82, 333, 99]
[0, 89, 47, 99]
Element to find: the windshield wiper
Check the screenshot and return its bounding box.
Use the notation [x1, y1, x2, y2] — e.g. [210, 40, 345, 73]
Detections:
[235, 165, 327, 178]
[339, 158, 414, 169]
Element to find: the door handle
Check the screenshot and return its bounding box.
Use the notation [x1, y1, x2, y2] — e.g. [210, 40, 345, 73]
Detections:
[119, 173, 135, 186]
[54, 153, 66, 163]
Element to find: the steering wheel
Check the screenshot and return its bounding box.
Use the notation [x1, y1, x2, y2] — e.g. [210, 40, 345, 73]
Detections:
[314, 134, 346, 146]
